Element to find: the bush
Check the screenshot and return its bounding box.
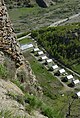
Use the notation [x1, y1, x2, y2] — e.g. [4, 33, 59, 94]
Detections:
[0, 110, 26, 118]
[12, 79, 25, 92]
[25, 94, 42, 109]
[0, 64, 8, 79]
[41, 105, 54, 118]
[24, 94, 54, 118]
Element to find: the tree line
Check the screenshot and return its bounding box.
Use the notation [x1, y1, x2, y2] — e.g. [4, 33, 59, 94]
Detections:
[31, 23, 80, 67]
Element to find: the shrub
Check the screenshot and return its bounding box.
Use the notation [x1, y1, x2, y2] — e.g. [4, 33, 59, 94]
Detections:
[24, 94, 54, 118]
[41, 105, 54, 118]
[0, 64, 8, 79]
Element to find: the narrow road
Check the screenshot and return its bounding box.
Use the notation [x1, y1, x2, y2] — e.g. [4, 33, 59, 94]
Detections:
[17, 33, 31, 41]
[49, 12, 80, 27]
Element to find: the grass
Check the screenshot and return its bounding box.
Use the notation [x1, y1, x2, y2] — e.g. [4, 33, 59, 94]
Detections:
[19, 38, 33, 45]
[0, 64, 8, 79]
[8, 0, 80, 33]
[0, 110, 26, 118]
[72, 64, 80, 74]
[23, 51, 63, 96]
[23, 51, 76, 118]
[1, 50, 80, 118]
[18, 31, 80, 118]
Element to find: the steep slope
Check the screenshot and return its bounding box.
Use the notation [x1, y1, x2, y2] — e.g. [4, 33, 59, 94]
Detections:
[0, 0, 43, 96]
[0, 0, 24, 67]
[0, 1, 47, 117]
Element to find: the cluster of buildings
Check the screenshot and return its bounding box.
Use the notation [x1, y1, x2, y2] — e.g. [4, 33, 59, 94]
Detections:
[20, 43, 80, 98]
[32, 47, 80, 87]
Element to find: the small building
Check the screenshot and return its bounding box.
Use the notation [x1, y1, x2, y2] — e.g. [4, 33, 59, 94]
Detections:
[67, 75, 73, 80]
[59, 69, 65, 75]
[20, 44, 33, 50]
[63, 75, 73, 82]
[55, 68, 65, 76]
[33, 48, 39, 52]
[40, 55, 47, 61]
[50, 65, 58, 71]
[46, 59, 52, 64]
[37, 51, 44, 56]
[76, 91, 80, 98]
[68, 79, 80, 87]
[73, 79, 80, 85]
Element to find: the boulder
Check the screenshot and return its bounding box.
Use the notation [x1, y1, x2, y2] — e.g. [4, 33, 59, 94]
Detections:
[36, 0, 55, 7]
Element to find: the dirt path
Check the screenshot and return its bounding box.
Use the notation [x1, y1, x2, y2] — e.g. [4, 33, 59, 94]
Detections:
[49, 12, 80, 27]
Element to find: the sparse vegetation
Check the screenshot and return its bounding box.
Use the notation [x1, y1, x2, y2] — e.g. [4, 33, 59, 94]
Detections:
[7, 0, 80, 32]
[19, 38, 32, 45]
[0, 64, 8, 79]
[0, 110, 26, 118]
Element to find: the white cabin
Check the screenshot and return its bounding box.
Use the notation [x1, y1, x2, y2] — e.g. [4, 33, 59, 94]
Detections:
[40, 56, 47, 61]
[46, 59, 52, 63]
[73, 79, 80, 85]
[76, 91, 80, 98]
[37, 51, 44, 56]
[59, 69, 65, 74]
[33, 48, 39, 52]
[66, 75, 73, 80]
[51, 65, 58, 70]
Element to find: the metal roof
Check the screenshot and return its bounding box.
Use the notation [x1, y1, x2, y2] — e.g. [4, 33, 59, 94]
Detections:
[33, 48, 39, 52]
[67, 75, 73, 80]
[59, 69, 65, 74]
[41, 56, 47, 60]
[38, 51, 44, 55]
[46, 59, 52, 63]
[20, 44, 33, 50]
[76, 91, 80, 97]
[73, 79, 80, 84]
[52, 65, 58, 70]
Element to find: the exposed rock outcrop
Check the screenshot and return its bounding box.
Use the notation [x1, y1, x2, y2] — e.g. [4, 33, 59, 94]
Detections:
[0, 0, 43, 96]
[0, 79, 47, 118]
[36, 0, 55, 7]
[0, 0, 24, 67]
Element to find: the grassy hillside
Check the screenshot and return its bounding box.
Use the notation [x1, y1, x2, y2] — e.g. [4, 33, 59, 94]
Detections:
[7, 0, 80, 33]
[31, 23, 80, 74]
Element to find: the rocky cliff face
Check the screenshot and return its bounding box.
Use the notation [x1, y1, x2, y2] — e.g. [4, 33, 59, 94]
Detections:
[0, 0, 24, 68]
[0, 1, 44, 117]
[0, 0, 43, 96]
[0, 1, 46, 117]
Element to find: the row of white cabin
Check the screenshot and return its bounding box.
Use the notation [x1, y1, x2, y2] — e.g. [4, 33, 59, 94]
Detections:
[33, 47, 80, 86]
[21, 45, 80, 97]
[63, 74, 80, 86]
